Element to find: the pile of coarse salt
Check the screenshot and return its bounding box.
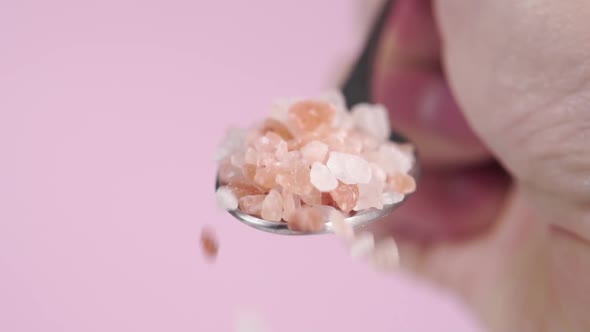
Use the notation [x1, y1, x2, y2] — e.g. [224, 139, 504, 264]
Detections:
[215, 91, 415, 235]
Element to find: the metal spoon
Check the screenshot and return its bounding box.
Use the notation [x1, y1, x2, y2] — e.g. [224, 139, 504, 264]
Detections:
[215, 133, 420, 236]
[217, 0, 408, 235]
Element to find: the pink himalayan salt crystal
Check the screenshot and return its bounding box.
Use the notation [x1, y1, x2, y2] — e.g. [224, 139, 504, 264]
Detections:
[242, 164, 257, 181]
[279, 149, 302, 163]
[261, 118, 294, 141]
[254, 163, 282, 190]
[387, 171, 416, 194]
[321, 192, 335, 206]
[288, 100, 335, 133]
[326, 151, 372, 185]
[218, 158, 243, 184]
[216, 186, 239, 210]
[217, 93, 416, 226]
[253, 132, 288, 157]
[230, 152, 245, 168]
[310, 162, 338, 192]
[330, 182, 359, 213]
[299, 187, 322, 206]
[281, 189, 301, 222]
[226, 180, 265, 198]
[244, 147, 258, 165]
[261, 189, 283, 222]
[351, 103, 391, 141]
[200, 227, 219, 261]
[370, 238, 400, 271]
[287, 206, 324, 232]
[244, 146, 277, 168]
[238, 195, 266, 217]
[354, 168, 386, 211]
[354, 181, 385, 211]
[287, 127, 330, 151]
[300, 140, 328, 163]
[323, 129, 363, 154]
[275, 161, 313, 196]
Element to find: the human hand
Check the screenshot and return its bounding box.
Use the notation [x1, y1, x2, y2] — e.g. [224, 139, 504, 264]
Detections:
[364, 1, 590, 331]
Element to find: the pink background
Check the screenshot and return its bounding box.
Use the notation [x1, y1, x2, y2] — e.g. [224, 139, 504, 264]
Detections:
[1, 1, 482, 331]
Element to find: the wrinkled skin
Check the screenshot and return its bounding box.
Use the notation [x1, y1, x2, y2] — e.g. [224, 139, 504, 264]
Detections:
[364, 1, 590, 331]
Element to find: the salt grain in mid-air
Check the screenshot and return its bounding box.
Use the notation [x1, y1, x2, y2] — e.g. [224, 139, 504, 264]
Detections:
[235, 311, 270, 332]
[200, 227, 219, 261]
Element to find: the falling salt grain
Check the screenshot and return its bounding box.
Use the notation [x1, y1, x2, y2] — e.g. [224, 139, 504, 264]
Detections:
[370, 238, 400, 271]
[235, 312, 270, 332]
[200, 227, 219, 261]
[349, 232, 375, 259]
[216, 186, 239, 211]
[329, 209, 354, 241]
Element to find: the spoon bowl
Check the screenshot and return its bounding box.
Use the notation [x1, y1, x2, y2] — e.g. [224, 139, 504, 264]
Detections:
[215, 133, 420, 235]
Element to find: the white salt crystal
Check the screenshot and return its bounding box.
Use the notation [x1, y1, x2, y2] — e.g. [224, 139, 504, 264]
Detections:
[269, 98, 297, 122]
[353, 169, 385, 211]
[382, 191, 404, 205]
[215, 127, 248, 161]
[319, 89, 347, 112]
[329, 210, 354, 241]
[334, 111, 356, 130]
[377, 143, 414, 174]
[216, 186, 238, 211]
[369, 162, 387, 182]
[349, 232, 375, 259]
[310, 162, 338, 192]
[300, 140, 329, 163]
[354, 182, 384, 211]
[351, 103, 391, 141]
[326, 152, 372, 185]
